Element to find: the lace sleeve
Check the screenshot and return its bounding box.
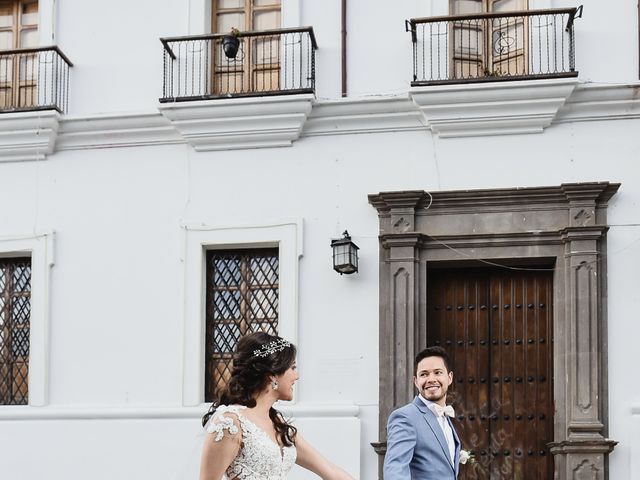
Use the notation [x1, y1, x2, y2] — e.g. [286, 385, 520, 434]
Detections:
[204, 406, 243, 442]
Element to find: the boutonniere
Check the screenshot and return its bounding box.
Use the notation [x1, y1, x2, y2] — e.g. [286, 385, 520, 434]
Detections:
[460, 449, 475, 465]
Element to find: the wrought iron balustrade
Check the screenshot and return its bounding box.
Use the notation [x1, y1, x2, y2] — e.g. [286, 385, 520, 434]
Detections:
[407, 6, 582, 85]
[160, 27, 317, 102]
[0, 46, 72, 113]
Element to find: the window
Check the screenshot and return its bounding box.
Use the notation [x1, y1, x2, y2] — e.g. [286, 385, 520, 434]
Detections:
[0, 257, 31, 406]
[0, 0, 38, 109]
[451, 0, 527, 78]
[181, 221, 300, 406]
[211, 0, 282, 94]
[205, 248, 279, 401]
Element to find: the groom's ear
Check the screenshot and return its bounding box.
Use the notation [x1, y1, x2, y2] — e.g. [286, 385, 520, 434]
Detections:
[447, 371, 453, 385]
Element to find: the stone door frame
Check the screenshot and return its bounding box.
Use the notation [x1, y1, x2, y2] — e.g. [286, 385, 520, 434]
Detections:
[368, 182, 619, 479]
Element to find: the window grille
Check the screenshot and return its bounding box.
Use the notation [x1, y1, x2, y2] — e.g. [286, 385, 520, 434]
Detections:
[0, 257, 31, 405]
[205, 248, 279, 401]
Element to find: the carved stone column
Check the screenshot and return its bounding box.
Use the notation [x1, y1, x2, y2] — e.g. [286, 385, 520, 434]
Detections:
[550, 184, 618, 479]
[368, 191, 430, 463]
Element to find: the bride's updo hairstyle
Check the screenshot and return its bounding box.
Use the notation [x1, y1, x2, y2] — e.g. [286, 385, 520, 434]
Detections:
[202, 331, 298, 446]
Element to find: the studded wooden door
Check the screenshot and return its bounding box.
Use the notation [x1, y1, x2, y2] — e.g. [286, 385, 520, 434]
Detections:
[427, 268, 553, 480]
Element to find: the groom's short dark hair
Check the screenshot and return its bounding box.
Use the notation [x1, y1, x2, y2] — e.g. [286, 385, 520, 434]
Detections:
[414, 346, 451, 374]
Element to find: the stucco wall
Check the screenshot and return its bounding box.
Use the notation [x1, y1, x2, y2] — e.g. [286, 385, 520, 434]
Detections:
[0, 1, 638, 479]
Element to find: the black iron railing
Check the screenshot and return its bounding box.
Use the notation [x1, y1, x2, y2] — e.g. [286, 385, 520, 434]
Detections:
[160, 27, 317, 102]
[0, 46, 72, 113]
[407, 6, 582, 85]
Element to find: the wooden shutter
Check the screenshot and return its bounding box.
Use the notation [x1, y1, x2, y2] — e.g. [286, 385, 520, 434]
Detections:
[450, 0, 528, 78]
[211, 0, 281, 94]
[0, 0, 38, 109]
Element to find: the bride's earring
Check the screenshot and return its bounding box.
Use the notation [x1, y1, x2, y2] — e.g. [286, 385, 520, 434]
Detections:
[271, 380, 279, 390]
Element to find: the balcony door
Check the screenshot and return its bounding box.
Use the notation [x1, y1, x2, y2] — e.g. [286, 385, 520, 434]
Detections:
[427, 267, 553, 479]
[0, 0, 38, 109]
[451, 0, 527, 79]
[212, 0, 281, 95]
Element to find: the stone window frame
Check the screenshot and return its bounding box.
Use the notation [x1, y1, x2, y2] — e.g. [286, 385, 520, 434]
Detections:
[0, 231, 54, 407]
[368, 183, 618, 479]
[181, 220, 302, 407]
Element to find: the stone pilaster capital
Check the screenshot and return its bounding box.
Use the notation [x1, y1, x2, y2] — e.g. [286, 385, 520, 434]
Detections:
[369, 191, 432, 234]
[368, 190, 431, 215]
[380, 233, 427, 250]
[549, 438, 618, 456]
[559, 225, 609, 243]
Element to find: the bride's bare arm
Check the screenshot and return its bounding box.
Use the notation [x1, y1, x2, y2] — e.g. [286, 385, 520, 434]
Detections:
[199, 415, 242, 480]
[295, 433, 355, 480]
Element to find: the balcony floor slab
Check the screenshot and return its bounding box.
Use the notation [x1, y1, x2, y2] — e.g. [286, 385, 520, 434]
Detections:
[410, 77, 579, 138]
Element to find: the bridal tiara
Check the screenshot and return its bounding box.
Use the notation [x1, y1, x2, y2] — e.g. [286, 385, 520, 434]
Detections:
[253, 338, 291, 358]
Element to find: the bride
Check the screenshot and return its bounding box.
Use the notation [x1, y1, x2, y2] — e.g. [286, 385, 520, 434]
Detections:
[199, 332, 355, 480]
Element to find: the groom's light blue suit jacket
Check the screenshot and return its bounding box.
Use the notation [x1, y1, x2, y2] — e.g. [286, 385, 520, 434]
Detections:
[383, 396, 460, 480]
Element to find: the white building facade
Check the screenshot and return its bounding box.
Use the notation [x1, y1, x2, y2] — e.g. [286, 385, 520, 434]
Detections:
[0, 1, 638, 479]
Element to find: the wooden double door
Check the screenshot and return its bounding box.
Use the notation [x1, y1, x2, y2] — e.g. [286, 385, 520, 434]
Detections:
[427, 267, 553, 479]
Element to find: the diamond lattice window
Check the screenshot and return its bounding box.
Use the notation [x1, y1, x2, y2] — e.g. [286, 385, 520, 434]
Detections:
[205, 248, 279, 401]
[0, 257, 31, 405]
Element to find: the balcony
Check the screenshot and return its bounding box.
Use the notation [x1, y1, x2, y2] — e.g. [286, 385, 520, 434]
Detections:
[406, 7, 581, 86]
[158, 27, 318, 151]
[406, 7, 582, 138]
[0, 46, 72, 162]
[160, 27, 317, 102]
[0, 46, 72, 113]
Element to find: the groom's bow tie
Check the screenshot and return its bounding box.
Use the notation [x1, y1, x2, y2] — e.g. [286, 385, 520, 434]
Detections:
[430, 404, 455, 418]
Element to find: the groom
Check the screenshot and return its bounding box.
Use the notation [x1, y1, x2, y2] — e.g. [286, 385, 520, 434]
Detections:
[383, 346, 460, 479]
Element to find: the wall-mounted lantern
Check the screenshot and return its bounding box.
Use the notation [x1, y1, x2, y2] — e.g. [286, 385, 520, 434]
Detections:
[331, 230, 359, 275]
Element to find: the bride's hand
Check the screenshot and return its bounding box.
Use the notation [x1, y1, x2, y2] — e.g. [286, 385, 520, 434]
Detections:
[294, 433, 356, 480]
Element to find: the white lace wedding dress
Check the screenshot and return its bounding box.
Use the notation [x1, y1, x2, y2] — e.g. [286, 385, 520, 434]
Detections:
[205, 405, 297, 480]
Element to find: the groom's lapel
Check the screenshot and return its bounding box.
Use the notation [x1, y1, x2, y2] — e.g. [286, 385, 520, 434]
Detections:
[412, 397, 455, 470]
[448, 416, 461, 474]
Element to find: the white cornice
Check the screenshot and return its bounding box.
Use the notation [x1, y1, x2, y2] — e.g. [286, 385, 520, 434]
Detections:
[410, 77, 579, 138]
[555, 83, 640, 123]
[0, 110, 60, 162]
[56, 111, 182, 150]
[0, 403, 359, 421]
[303, 95, 424, 136]
[1, 82, 639, 156]
[158, 94, 315, 151]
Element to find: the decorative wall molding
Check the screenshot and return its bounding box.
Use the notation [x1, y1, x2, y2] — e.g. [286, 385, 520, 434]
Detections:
[158, 94, 314, 151]
[1, 83, 638, 157]
[555, 83, 640, 123]
[56, 112, 181, 150]
[0, 403, 358, 421]
[303, 96, 424, 136]
[409, 77, 579, 138]
[0, 110, 60, 162]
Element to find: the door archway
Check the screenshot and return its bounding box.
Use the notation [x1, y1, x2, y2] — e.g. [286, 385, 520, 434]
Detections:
[368, 183, 619, 479]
